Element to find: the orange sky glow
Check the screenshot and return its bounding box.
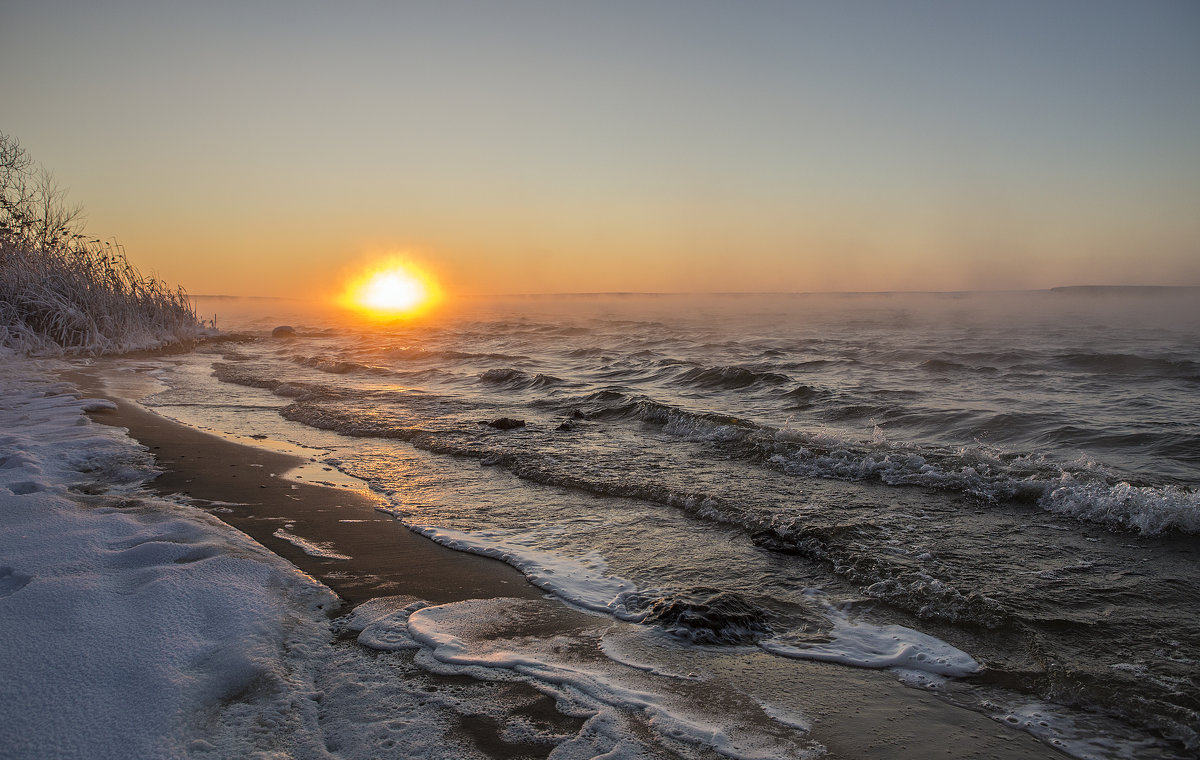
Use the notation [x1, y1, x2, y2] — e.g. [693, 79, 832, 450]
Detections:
[1, 2, 1197, 298]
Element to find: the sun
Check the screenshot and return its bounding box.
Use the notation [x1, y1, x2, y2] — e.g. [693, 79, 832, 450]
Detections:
[339, 259, 441, 319]
[361, 272, 423, 311]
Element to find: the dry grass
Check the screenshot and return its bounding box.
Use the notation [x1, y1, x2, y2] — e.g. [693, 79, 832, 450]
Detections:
[1, 133, 200, 355]
[0, 238, 200, 355]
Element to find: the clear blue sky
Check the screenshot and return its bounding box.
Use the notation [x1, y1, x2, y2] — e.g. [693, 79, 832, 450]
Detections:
[2, 1, 1197, 295]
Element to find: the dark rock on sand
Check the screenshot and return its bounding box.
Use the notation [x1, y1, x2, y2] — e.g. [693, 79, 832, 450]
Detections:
[486, 418, 526, 430]
[750, 529, 806, 555]
[625, 587, 776, 644]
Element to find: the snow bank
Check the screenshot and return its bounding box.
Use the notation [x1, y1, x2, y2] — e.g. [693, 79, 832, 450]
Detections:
[0, 361, 341, 759]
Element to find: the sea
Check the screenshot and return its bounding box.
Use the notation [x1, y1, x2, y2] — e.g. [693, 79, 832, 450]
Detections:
[130, 289, 1199, 758]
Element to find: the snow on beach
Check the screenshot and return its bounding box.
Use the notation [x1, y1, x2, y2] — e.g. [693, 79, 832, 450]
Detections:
[0, 360, 335, 757]
[0, 361, 549, 760]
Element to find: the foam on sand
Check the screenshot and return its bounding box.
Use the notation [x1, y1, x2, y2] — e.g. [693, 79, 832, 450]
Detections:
[407, 521, 979, 681]
[407, 522, 638, 612]
[404, 596, 827, 760]
[759, 592, 981, 678]
[273, 526, 353, 560]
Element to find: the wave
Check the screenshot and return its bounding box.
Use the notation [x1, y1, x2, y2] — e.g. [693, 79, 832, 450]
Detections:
[567, 347, 606, 358]
[1040, 478, 1200, 535]
[579, 389, 1200, 537]
[674, 365, 790, 390]
[213, 351, 1200, 539]
[404, 525, 979, 681]
[817, 402, 904, 422]
[577, 389, 1200, 536]
[376, 346, 530, 363]
[968, 412, 1054, 440]
[780, 358, 860, 371]
[293, 355, 390, 376]
[279, 401, 427, 442]
[751, 521, 1009, 628]
[264, 327, 344, 339]
[778, 384, 829, 408]
[212, 362, 288, 391]
[212, 363, 337, 402]
[916, 358, 997, 374]
[196, 332, 258, 347]
[278, 398, 759, 528]
[766, 436, 1199, 535]
[1057, 352, 1200, 379]
[478, 367, 568, 390]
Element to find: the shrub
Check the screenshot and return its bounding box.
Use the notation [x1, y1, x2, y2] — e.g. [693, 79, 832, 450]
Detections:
[0, 133, 200, 355]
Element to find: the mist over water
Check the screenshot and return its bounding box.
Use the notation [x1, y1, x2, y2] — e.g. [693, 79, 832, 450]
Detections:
[160, 290, 1199, 757]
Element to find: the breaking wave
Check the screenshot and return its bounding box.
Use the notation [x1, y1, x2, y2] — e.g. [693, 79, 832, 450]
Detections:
[211, 350, 1200, 539]
[578, 389, 1200, 535]
[751, 522, 1009, 628]
[377, 346, 529, 363]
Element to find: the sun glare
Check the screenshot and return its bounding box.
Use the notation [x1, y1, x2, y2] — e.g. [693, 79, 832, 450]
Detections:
[339, 260, 441, 319]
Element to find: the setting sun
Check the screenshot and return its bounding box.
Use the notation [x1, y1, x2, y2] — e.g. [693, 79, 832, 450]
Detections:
[338, 259, 441, 318]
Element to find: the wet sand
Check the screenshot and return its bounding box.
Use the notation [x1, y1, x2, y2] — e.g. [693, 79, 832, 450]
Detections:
[85, 393, 541, 607]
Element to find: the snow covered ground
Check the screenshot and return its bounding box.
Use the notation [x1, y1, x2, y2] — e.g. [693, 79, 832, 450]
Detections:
[0, 360, 573, 760]
[0, 360, 338, 757]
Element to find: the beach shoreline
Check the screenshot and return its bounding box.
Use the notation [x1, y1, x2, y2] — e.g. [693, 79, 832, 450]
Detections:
[66, 364, 588, 760]
[77, 370, 541, 608]
[61, 362, 1078, 760]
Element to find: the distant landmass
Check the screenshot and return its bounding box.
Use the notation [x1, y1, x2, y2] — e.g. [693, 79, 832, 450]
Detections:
[1051, 285, 1200, 295]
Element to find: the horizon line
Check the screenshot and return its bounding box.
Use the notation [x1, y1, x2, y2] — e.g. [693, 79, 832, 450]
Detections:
[190, 284, 1200, 300]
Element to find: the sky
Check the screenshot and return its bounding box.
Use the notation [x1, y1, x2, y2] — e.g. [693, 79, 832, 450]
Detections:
[2, 1, 1198, 297]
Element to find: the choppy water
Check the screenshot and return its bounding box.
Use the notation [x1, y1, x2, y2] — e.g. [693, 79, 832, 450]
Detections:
[149, 290, 1199, 757]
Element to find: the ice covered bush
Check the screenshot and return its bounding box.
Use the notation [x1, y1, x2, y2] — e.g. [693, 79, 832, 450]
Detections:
[0, 132, 200, 355]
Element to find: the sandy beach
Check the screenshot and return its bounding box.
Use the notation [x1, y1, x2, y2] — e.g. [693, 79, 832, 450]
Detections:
[84, 381, 540, 607]
[68, 367, 592, 760]
[59, 363, 1074, 760]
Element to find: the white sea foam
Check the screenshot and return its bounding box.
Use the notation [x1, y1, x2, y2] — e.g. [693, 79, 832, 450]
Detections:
[759, 593, 980, 678]
[990, 701, 1167, 760]
[766, 430, 1200, 535]
[342, 595, 429, 651]
[405, 597, 825, 760]
[407, 523, 638, 612]
[407, 520, 980, 682]
[1039, 476, 1200, 535]
[272, 527, 352, 560]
